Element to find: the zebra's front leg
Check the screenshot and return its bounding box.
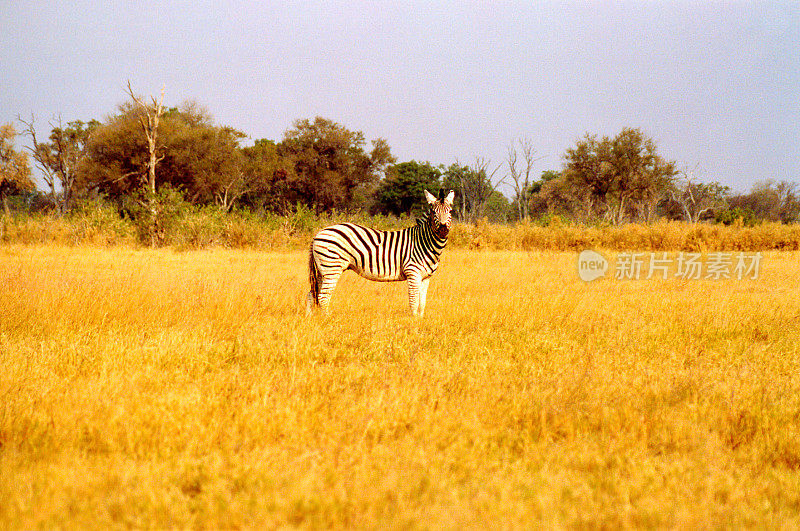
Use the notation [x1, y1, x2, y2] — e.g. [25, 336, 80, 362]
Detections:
[418, 277, 430, 317]
[406, 273, 423, 317]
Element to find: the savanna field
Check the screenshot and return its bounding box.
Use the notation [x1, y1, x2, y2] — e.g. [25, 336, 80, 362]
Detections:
[2, 225, 800, 527]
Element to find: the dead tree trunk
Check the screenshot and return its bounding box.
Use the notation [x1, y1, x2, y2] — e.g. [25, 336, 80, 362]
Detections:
[507, 138, 537, 221]
[126, 81, 165, 247]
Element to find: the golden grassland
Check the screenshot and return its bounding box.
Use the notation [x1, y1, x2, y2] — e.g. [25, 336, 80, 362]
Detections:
[1, 244, 799, 528]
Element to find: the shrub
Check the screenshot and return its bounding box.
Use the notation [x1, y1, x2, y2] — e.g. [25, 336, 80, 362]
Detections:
[716, 207, 759, 227]
[128, 186, 191, 246]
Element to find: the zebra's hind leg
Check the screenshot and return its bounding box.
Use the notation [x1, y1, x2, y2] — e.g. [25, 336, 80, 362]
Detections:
[317, 269, 344, 314]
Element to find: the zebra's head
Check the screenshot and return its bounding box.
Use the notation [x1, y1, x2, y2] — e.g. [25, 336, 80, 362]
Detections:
[424, 189, 455, 239]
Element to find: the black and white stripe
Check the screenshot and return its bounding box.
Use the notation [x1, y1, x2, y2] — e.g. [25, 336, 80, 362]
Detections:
[307, 189, 454, 316]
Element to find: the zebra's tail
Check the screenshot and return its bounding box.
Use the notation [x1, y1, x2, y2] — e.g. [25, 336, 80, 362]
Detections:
[307, 245, 320, 311]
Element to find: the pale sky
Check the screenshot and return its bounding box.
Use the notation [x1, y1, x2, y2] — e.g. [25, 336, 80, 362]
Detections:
[2, 1, 798, 194]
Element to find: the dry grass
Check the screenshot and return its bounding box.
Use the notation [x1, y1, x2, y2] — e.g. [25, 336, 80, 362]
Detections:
[5, 210, 800, 251]
[451, 218, 800, 252]
[1, 245, 799, 528]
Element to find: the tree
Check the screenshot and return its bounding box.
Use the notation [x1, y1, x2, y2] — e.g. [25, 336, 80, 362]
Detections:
[0, 123, 34, 215]
[238, 139, 288, 213]
[715, 206, 759, 226]
[126, 82, 165, 246]
[18, 115, 99, 214]
[165, 121, 246, 210]
[78, 103, 152, 202]
[81, 101, 254, 212]
[507, 138, 539, 221]
[373, 161, 442, 216]
[668, 170, 730, 223]
[772, 181, 800, 223]
[729, 180, 800, 223]
[443, 159, 505, 223]
[526, 170, 562, 218]
[562, 128, 677, 224]
[278, 117, 394, 213]
[483, 190, 511, 223]
[535, 170, 589, 220]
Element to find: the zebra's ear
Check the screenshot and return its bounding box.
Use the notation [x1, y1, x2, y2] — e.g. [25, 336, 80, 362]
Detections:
[424, 189, 437, 205]
[444, 190, 455, 208]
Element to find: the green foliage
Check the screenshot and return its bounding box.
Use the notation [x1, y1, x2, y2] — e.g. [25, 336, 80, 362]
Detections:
[15, 90, 799, 229]
[716, 206, 759, 227]
[239, 139, 289, 213]
[165, 121, 246, 208]
[531, 170, 560, 195]
[4, 208, 800, 252]
[128, 185, 190, 246]
[482, 191, 511, 223]
[277, 117, 395, 213]
[79, 110, 400, 216]
[66, 197, 137, 244]
[0, 124, 34, 214]
[280, 203, 318, 235]
[559, 128, 677, 224]
[535, 212, 563, 228]
[21, 118, 98, 213]
[81, 103, 248, 211]
[374, 161, 442, 216]
[442, 163, 496, 222]
[523, 170, 561, 218]
[666, 179, 730, 223]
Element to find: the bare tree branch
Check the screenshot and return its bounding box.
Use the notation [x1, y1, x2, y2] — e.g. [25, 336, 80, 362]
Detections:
[670, 168, 728, 223]
[507, 138, 541, 220]
[125, 81, 166, 246]
[18, 114, 60, 211]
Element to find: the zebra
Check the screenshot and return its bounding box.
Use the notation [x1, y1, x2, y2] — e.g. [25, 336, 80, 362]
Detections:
[306, 189, 454, 317]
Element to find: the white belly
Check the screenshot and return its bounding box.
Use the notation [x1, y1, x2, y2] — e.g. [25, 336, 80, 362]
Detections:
[350, 265, 405, 282]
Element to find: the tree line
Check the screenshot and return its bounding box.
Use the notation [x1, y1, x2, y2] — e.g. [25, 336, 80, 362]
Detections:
[2, 85, 798, 236]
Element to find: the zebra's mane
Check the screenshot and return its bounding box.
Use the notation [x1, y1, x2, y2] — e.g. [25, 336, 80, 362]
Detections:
[416, 209, 436, 227]
[414, 209, 448, 243]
